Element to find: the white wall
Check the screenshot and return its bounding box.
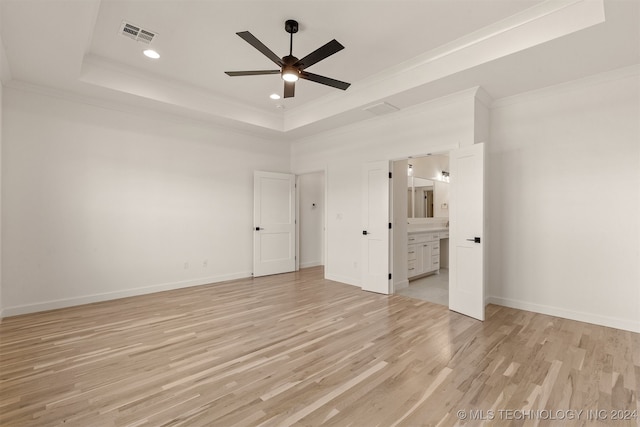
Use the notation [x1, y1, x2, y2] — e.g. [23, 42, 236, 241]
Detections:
[433, 181, 449, 219]
[298, 171, 324, 268]
[0, 15, 8, 316]
[2, 86, 290, 315]
[392, 159, 409, 291]
[409, 154, 448, 181]
[488, 67, 640, 332]
[292, 89, 477, 286]
[0, 78, 3, 315]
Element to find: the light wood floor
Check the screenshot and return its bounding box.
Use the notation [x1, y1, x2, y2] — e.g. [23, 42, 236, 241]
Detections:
[1, 267, 638, 426]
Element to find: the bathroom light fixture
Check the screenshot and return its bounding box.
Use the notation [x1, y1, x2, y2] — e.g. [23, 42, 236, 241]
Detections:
[407, 164, 414, 177]
[270, 93, 281, 100]
[143, 49, 160, 59]
[431, 170, 450, 182]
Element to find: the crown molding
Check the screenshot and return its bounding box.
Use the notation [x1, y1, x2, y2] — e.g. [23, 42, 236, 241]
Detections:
[283, 0, 605, 132]
[491, 64, 640, 109]
[4, 79, 289, 143]
[292, 86, 479, 145]
[80, 54, 286, 133]
[473, 86, 493, 108]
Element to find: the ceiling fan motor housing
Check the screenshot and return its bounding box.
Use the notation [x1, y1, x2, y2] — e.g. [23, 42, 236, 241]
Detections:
[282, 55, 298, 65]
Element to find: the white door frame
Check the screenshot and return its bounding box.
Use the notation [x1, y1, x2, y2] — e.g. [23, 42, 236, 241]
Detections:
[295, 176, 300, 271]
[387, 144, 486, 320]
[294, 169, 328, 274]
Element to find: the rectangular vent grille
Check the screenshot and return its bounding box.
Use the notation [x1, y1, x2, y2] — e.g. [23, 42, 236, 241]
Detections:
[363, 102, 400, 116]
[120, 21, 156, 44]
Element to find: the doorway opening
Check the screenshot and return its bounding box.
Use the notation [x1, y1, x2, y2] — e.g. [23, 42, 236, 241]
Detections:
[392, 154, 451, 307]
[296, 171, 326, 271]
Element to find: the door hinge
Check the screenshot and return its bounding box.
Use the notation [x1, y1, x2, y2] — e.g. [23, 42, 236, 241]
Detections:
[388, 273, 392, 280]
[389, 223, 392, 229]
[389, 172, 392, 179]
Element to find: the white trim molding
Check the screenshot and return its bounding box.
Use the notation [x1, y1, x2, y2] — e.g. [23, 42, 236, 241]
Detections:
[2, 272, 252, 317]
[488, 296, 640, 334]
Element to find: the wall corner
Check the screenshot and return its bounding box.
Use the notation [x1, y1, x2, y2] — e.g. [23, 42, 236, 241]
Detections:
[473, 86, 492, 144]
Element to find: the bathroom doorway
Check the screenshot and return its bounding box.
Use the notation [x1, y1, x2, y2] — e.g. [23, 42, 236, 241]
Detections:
[392, 154, 451, 307]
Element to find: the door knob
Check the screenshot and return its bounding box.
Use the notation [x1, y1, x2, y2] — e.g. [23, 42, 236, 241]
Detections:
[362, 230, 369, 235]
[466, 237, 481, 243]
[255, 227, 261, 231]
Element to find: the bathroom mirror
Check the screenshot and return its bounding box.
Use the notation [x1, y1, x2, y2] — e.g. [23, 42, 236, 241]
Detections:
[406, 154, 450, 219]
[408, 177, 434, 218]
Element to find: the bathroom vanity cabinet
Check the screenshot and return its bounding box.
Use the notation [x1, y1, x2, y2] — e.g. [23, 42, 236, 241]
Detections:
[407, 230, 448, 279]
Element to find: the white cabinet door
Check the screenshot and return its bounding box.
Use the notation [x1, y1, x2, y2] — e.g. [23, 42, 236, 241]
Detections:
[361, 161, 390, 294]
[421, 242, 433, 274]
[253, 171, 296, 277]
[449, 143, 485, 321]
[415, 243, 424, 276]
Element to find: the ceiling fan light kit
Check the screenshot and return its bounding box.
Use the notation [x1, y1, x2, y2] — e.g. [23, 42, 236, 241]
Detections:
[281, 65, 299, 82]
[224, 19, 350, 98]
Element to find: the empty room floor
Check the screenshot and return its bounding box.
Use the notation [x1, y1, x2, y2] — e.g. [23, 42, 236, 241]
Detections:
[1, 267, 638, 426]
[396, 269, 449, 306]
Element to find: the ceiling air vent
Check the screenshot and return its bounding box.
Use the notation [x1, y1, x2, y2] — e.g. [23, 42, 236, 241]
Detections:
[363, 102, 400, 116]
[120, 21, 157, 44]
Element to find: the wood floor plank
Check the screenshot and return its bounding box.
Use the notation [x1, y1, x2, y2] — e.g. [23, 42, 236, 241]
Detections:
[0, 267, 638, 426]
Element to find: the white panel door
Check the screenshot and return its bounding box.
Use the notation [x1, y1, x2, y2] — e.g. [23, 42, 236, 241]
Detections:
[449, 143, 485, 320]
[253, 171, 296, 277]
[361, 161, 390, 294]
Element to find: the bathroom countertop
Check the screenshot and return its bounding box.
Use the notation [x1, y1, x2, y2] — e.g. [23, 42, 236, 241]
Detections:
[407, 227, 449, 234]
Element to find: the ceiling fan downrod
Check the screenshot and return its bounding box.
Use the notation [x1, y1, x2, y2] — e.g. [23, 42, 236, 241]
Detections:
[285, 19, 298, 56]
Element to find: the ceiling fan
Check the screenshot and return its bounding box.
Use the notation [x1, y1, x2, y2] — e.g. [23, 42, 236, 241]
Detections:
[225, 20, 350, 98]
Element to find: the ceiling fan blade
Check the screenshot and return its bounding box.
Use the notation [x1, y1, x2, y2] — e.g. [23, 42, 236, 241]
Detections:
[225, 70, 280, 76]
[236, 31, 283, 66]
[299, 71, 350, 90]
[284, 81, 295, 98]
[294, 39, 344, 70]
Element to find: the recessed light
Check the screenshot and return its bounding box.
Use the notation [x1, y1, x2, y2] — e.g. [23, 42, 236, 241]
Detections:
[143, 49, 160, 59]
[270, 93, 281, 100]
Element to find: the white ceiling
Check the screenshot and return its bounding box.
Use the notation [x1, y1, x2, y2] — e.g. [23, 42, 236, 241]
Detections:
[1, 0, 638, 139]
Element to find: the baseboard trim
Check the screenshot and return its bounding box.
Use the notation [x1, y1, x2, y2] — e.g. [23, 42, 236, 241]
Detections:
[325, 273, 360, 288]
[394, 279, 409, 292]
[2, 271, 252, 317]
[488, 296, 640, 333]
[299, 261, 323, 269]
